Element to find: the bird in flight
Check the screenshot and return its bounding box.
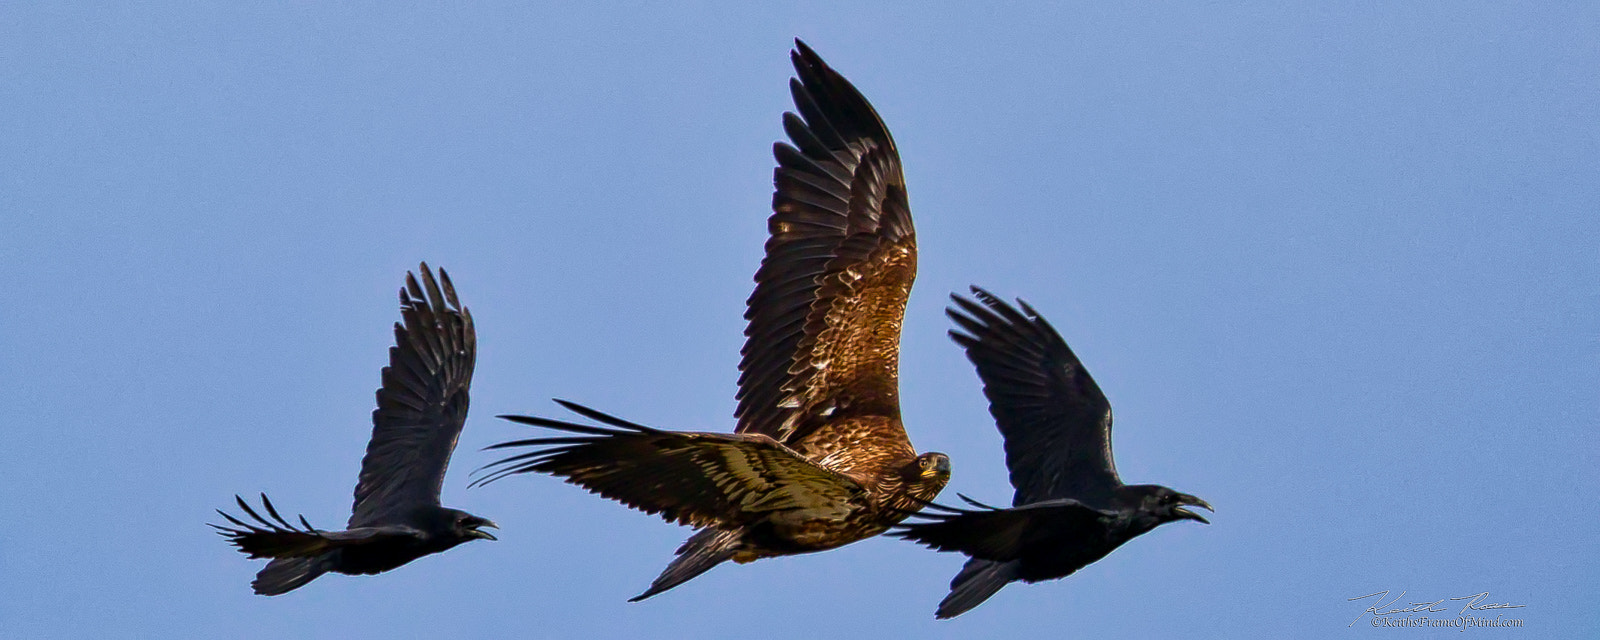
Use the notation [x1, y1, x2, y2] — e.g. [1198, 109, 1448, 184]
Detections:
[213, 264, 496, 595]
[475, 39, 949, 601]
[891, 287, 1211, 618]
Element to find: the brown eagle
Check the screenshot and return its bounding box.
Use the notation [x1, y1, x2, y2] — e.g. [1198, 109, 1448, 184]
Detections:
[475, 40, 949, 600]
[212, 264, 497, 595]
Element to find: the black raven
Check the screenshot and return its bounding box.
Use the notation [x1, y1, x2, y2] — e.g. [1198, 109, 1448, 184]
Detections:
[891, 287, 1211, 618]
[213, 264, 496, 595]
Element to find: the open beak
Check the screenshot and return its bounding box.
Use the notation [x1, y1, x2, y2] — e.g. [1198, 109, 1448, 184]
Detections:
[469, 519, 500, 541]
[1172, 495, 1213, 524]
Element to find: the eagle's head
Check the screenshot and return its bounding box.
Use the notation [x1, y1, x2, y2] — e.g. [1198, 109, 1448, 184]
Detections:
[903, 451, 952, 503]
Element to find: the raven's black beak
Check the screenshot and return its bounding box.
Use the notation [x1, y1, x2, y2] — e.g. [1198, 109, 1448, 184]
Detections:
[1172, 494, 1213, 524]
[469, 519, 500, 541]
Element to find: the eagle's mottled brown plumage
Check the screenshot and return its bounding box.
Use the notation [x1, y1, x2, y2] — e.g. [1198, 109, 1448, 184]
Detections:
[476, 40, 948, 600]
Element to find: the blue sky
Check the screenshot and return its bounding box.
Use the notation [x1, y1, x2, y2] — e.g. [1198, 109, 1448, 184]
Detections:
[3, 3, 1596, 638]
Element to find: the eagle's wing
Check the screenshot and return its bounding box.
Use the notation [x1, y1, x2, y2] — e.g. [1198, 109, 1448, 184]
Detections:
[948, 288, 1121, 505]
[736, 40, 916, 445]
[889, 497, 1115, 562]
[477, 400, 869, 527]
[348, 264, 477, 528]
[212, 494, 421, 559]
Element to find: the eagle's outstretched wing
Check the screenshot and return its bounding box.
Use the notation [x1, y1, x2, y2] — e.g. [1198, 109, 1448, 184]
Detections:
[477, 400, 869, 528]
[736, 40, 916, 446]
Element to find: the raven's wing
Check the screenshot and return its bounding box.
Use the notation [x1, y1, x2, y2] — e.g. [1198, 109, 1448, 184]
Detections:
[889, 498, 1114, 561]
[348, 264, 476, 528]
[476, 400, 869, 527]
[736, 39, 916, 445]
[213, 494, 421, 559]
[948, 288, 1120, 505]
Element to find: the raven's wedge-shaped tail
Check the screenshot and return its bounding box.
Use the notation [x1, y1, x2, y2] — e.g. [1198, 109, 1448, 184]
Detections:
[630, 528, 741, 602]
[936, 558, 1019, 619]
[253, 554, 336, 596]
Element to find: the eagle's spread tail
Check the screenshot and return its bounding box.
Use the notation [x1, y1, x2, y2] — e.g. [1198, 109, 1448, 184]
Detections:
[252, 554, 335, 596]
[630, 528, 741, 602]
[936, 557, 1019, 619]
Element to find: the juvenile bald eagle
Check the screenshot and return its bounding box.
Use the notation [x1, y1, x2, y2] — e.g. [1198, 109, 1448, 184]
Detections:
[476, 40, 949, 600]
[212, 264, 496, 595]
[891, 288, 1211, 618]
